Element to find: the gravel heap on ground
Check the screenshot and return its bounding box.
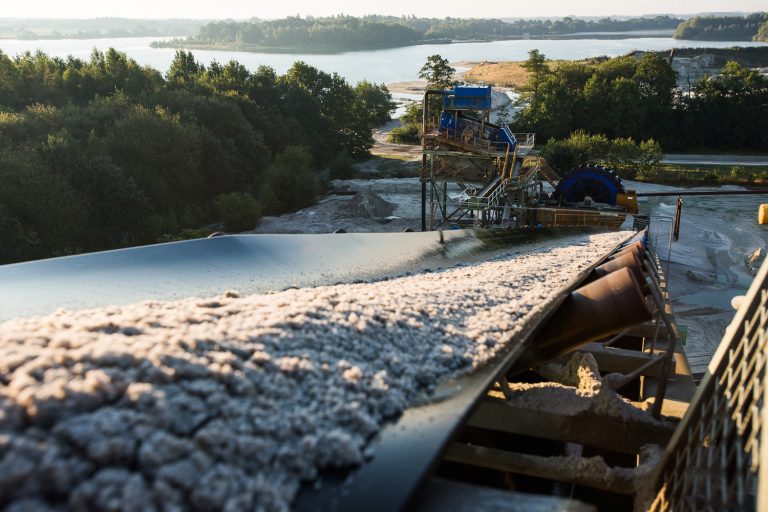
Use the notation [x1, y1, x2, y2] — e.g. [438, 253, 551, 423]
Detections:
[338, 190, 395, 218]
[0, 231, 629, 511]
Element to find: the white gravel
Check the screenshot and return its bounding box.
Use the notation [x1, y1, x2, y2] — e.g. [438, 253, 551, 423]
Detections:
[0, 231, 630, 511]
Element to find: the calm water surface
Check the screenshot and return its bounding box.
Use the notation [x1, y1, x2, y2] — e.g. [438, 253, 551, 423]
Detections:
[1, 36, 766, 85]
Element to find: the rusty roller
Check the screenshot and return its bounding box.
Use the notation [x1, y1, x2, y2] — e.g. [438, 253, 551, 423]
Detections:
[594, 251, 648, 284]
[514, 267, 652, 371]
[592, 250, 651, 296]
[609, 241, 646, 263]
[623, 230, 648, 246]
[616, 240, 646, 256]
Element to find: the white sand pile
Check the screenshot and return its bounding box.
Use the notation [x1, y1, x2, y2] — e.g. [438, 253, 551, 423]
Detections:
[0, 232, 629, 511]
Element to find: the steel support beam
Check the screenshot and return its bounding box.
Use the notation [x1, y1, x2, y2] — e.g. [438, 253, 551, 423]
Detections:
[571, 343, 675, 378]
[467, 397, 674, 455]
[444, 443, 636, 495]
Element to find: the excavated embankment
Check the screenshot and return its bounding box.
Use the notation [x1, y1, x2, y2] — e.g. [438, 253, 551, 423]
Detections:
[0, 231, 630, 511]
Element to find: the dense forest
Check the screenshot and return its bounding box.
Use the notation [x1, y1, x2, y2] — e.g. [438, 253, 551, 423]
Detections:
[0, 49, 393, 264]
[674, 13, 768, 41]
[435, 15, 682, 38]
[181, 17, 423, 50]
[512, 50, 768, 152]
[159, 15, 683, 52]
[0, 18, 210, 39]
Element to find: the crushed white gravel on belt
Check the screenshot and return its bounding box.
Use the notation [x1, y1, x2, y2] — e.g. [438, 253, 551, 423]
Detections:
[0, 231, 630, 511]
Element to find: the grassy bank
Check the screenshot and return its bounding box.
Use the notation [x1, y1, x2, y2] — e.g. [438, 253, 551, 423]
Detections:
[618, 163, 768, 186]
[462, 60, 571, 88]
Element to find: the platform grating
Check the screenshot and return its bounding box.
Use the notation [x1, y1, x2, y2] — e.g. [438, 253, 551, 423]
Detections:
[649, 259, 768, 511]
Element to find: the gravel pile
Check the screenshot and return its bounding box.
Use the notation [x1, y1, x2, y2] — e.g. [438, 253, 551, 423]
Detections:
[0, 231, 629, 511]
[338, 190, 395, 218]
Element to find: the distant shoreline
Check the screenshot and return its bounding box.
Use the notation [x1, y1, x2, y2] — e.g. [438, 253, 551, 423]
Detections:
[148, 39, 450, 55]
[0, 34, 186, 41]
[151, 32, 679, 55]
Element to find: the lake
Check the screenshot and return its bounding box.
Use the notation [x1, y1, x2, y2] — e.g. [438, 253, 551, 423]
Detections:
[0, 36, 766, 86]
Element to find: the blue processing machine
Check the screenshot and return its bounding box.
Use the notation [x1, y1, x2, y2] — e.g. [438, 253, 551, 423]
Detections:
[421, 85, 637, 231]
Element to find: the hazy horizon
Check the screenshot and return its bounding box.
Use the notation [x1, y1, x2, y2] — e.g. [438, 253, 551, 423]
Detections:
[0, 1, 765, 21]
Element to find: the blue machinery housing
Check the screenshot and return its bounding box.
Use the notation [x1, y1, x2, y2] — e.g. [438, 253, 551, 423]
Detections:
[443, 85, 492, 110]
[438, 86, 517, 153]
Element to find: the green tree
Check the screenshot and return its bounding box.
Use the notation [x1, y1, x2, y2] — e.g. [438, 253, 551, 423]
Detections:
[354, 80, 395, 126]
[282, 61, 376, 158]
[0, 149, 86, 260]
[681, 61, 768, 149]
[515, 73, 573, 140]
[521, 49, 548, 85]
[204, 60, 250, 96]
[261, 146, 321, 214]
[167, 50, 203, 88]
[418, 54, 455, 89]
[519, 50, 550, 111]
[634, 53, 677, 139]
[756, 20, 768, 42]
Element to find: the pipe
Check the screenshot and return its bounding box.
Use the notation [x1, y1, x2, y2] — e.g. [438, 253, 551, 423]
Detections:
[421, 181, 427, 231]
[673, 196, 683, 241]
[636, 190, 768, 197]
[421, 88, 449, 232]
[514, 267, 652, 371]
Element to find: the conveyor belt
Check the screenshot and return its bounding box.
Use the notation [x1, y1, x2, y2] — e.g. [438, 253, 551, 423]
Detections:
[0, 228, 616, 322]
[0, 231, 482, 321]
[0, 227, 642, 512]
[295, 231, 636, 512]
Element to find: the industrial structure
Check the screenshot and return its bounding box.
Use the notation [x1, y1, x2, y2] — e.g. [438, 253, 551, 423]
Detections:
[1, 83, 767, 509]
[420, 85, 638, 231]
[0, 219, 766, 510]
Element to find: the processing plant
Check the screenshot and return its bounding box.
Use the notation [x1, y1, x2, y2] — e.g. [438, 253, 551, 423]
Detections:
[420, 85, 638, 231]
[0, 85, 765, 510]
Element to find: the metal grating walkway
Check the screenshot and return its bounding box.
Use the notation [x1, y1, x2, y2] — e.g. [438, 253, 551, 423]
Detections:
[649, 256, 768, 511]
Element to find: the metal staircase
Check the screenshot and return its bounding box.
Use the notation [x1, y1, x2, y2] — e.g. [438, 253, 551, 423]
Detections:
[524, 155, 560, 188]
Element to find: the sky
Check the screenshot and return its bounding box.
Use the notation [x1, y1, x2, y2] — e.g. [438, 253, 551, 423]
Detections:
[0, 1, 765, 20]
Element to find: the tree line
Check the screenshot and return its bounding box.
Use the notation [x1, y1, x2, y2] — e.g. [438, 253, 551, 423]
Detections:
[0, 49, 394, 264]
[161, 15, 684, 52]
[425, 15, 681, 39]
[674, 13, 768, 41]
[514, 50, 768, 154]
[0, 18, 209, 40]
[161, 17, 423, 51]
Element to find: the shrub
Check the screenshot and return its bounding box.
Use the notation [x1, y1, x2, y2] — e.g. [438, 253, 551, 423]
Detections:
[388, 124, 420, 144]
[214, 192, 262, 232]
[540, 131, 662, 174]
[329, 152, 355, 180]
[261, 146, 322, 214]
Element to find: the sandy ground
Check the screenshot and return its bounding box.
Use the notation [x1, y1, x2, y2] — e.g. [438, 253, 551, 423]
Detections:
[0, 232, 629, 511]
[254, 178, 427, 234]
[629, 180, 768, 375]
[386, 80, 427, 95]
[370, 120, 422, 159]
